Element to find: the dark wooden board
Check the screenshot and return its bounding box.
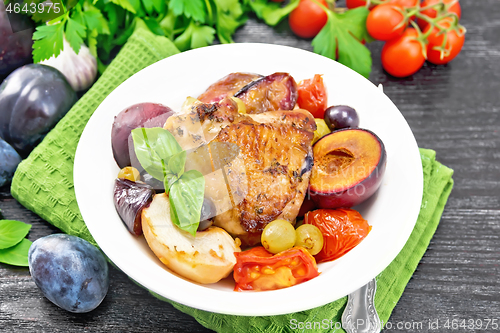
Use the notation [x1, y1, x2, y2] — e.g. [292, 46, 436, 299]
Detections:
[1, 0, 500, 331]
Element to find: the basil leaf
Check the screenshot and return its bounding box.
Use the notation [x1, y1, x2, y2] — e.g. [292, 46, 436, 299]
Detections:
[169, 193, 181, 228]
[169, 169, 205, 236]
[164, 173, 178, 195]
[0, 238, 32, 267]
[131, 127, 182, 181]
[168, 150, 186, 177]
[0, 220, 31, 249]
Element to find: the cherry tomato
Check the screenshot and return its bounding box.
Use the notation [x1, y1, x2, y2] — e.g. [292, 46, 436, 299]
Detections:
[233, 246, 319, 291]
[389, 0, 419, 7]
[367, 4, 406, 41]
[297, 74, 328, 118]
[347, 0, 418, 9]
[419, 0, 461, 30]
[304, 208, 371, 263]
[381, 28, 426, 77]
[425, 17, 465, 64]
[346, 0, 373, 9]
[289, 0, 328, 38]
[390, 0, 419, 20]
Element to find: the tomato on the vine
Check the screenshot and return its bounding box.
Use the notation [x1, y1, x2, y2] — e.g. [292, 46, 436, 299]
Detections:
[389, 0, 419, 8]
[346, 0, 372, 9]
[421, 0, 461, 18]
[289, 0, 328, 39]
[367, 4, 406, 41]
[425, 17, 465, 64]
[419, 0, 461, 30]
[297, 74, 328, 118]
[381, 28, 426, 77]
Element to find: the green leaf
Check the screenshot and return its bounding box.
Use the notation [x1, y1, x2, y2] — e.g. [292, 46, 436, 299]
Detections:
[82, 8, 110, 35]
[104, 3, 119, 35]
[174, 20, 215, 51]
[131, 127, 183, 181]
[151, 0, 165, 13]
[168, 150, 186, 177]
[65, 17, 87, 54]
[312, 8, 372, 78]
[169, 0, 206, 23]
[32, 22, 65, 62]
[142, 0, 154, 14]
[144, 16, 165, 36]
[127, 0, 145, 17]
[71, 7, 85, 26]
[213, 0, 246, 44]
[169, 170, 205, 236]
[109, 0, 136, 13]
[159, 10, 177, 38]
[88, 29, 98, 57]
[246, 0, 299, 26]
[0, 238, 32, 267]
[113, 16, 136, 45]
[0, 220, 31, 249]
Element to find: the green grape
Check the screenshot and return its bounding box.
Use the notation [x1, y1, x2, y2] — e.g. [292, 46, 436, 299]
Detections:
[295, 224, 324, 255]
[261, 219, 296, 254]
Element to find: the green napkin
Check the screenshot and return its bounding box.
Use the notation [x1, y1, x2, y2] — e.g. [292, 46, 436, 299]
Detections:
[11, 28, 454, 333]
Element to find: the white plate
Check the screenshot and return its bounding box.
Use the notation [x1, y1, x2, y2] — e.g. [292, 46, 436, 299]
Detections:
[74, 43, 423, 316]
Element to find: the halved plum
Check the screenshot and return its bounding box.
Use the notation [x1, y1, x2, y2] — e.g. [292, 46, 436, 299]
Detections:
[111, 103, 174, 168]
[309, 128, 386, 209]
[197, 72, 263, 103]
[113, 178, 154, 235]
[234, 72, 298, 114]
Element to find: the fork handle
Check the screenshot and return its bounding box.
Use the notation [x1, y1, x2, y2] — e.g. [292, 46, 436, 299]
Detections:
[341, 278, 381, 333]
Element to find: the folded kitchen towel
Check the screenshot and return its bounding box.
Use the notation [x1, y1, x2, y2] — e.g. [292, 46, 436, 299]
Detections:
[11, 27, 454, 333]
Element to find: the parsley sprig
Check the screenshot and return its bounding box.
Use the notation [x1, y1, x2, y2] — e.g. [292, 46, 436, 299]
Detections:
[29, 0, 251, 67]
[27, 0, 375, 79]
[311, 1, 373, 78]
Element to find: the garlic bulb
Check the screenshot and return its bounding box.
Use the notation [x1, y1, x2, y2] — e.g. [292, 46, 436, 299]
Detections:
[40, 39, 97, 91]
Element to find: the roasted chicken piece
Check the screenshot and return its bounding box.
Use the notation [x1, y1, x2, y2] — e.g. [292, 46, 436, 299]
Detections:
[164, 98, 316, 246]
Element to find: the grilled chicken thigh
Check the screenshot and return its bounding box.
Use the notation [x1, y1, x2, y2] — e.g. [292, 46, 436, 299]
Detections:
[164, 98, 316, 245]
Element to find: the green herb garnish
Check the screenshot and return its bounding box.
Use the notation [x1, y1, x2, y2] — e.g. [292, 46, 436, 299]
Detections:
[312, 6, 373, 78]
[0, 220, 32, 267]
[244, 0, 299, 26]
[131, 127, 205, 236]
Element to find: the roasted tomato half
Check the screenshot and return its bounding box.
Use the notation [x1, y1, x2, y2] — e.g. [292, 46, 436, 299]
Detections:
[297, 74, 328, 119]
[304, 208, 371, 263]
[233, 246, 319, 291]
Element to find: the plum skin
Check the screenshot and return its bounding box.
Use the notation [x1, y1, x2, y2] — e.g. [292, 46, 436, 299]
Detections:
[111, 103, 173, 169]
[0, 64, 77, 156]
[113, 178, 154, 235]
[309, 128, 387, 209]
[0, 5, 34, 80]
[28, 234, 109, 313]
[0, 136, 21, 187]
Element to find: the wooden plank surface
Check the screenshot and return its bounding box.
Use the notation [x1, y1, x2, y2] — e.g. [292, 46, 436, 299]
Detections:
[1, 0, 500, 332]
